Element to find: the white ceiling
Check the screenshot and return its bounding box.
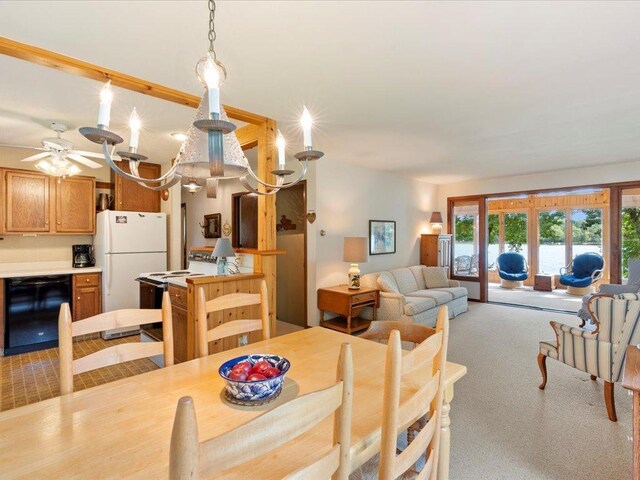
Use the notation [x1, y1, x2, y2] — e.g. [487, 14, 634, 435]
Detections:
[1, 1, 640, 184]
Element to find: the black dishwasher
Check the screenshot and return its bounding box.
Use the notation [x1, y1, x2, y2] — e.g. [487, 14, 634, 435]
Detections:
[4, 275, 72, 355]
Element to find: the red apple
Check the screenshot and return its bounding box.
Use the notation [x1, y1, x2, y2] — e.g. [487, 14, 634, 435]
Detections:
[264, 367, 281, 378]
[228, 370, 247, 381]
[250, 361, 272, 376]
[233, 361, 252, 373]
[247, 373, 267, 381]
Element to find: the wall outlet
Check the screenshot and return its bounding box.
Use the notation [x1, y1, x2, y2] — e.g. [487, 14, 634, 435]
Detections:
[238, 334, 249, 347]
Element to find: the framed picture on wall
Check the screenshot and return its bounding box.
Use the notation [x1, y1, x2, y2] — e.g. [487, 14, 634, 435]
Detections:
[369, 220, 396, 255]
[201, 213, 222, 239]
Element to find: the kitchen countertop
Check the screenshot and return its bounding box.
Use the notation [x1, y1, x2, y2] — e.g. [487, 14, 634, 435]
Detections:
[0, 261, 102, 279]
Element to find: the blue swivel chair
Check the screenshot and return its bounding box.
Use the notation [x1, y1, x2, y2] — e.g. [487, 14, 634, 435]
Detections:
[496, 252, 529, 289]
[559, 252, 605, 295]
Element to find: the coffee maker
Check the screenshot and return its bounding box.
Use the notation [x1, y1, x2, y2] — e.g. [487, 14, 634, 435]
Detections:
[72, 244, 95, 268]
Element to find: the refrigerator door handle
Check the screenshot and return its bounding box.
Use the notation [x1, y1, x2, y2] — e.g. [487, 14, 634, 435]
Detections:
[106, 254, 112, 296]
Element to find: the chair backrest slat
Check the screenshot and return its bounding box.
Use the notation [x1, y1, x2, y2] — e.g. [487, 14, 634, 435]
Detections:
[360, 321, 435, 346]
[401, 331, 443, 376]
[58, 292, 174, 395]
[378, 305, 450, 480]
[200, 382, 343, 474]
[394, 413, 437, 478]
[71, 309, 161, 337]
[283, 445, 341, 480]
[73, 342, 164, 375]
[207, 319, 263, 342]
[170, 343, 353, 480]
[197, 280, 270, 357]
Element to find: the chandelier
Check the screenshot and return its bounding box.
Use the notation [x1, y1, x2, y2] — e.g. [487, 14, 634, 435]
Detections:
[79, 0, 322, 197]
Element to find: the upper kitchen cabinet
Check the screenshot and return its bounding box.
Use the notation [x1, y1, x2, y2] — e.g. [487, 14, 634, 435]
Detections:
[55, 176, 95, 233]
[2, 168, 96, 234]
[4, 169, 51, 233]
[113, 161, 161, 213]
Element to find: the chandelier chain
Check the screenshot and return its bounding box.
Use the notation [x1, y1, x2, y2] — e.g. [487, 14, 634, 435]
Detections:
[208, 0, 217, 59]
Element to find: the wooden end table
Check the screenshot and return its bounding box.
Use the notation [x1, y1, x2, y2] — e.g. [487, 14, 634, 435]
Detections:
[317, 285, 380, 335]
[534, 274, 555, 292]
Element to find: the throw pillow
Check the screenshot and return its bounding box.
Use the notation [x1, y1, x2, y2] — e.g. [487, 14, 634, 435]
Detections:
[377, 272, 399, 293]
[423, 267, 449, 289]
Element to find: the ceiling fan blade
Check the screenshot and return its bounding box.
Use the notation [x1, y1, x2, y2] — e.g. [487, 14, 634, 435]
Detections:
[21, 152, 51, 162]
[67, 153, 102, 169]
[74, 150, 105, 159]
[0, 144, 48, 151]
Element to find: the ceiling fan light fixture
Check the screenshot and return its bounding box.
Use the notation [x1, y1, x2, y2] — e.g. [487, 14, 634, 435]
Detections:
[35, 158, 81, 177]
[183, 179, 202, 194]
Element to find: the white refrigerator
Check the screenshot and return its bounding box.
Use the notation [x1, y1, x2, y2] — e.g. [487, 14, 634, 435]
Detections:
[94, 211, 167, 338]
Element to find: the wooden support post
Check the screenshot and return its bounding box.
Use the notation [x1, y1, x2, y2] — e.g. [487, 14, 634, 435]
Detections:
[255, 119, 278, 335]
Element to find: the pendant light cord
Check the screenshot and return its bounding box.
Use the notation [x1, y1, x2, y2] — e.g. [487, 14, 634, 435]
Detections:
[208, 0, 218, 60]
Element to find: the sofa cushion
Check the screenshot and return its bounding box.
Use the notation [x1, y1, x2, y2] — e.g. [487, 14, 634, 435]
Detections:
[360, 272, 380, 290]
[429, 287, 467, 300]
[377, 272, 399, 293]
[423, 267, 450, 289]
[390, 268, 419, 295]
[409, 266, 427, 290]
[406, 290, 453, 305]
[403, 296, 437, 316]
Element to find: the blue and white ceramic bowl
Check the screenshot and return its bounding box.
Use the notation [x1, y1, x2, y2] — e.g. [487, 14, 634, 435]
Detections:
[219, 354, 290, 403]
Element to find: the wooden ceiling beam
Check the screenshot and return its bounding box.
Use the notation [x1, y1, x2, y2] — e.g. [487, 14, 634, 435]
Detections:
[0, 36, 268, 125]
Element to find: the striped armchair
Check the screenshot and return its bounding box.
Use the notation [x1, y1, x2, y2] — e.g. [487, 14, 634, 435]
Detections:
[537, 293, 640, 421]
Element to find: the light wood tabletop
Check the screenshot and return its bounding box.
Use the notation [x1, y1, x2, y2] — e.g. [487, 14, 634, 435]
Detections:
[0, 327, 466, 479]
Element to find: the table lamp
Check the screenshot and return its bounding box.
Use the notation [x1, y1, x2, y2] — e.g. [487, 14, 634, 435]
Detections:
[429, 211, 443, 234]
[343, 237, 368, 290]
[213, 237, 235, 276]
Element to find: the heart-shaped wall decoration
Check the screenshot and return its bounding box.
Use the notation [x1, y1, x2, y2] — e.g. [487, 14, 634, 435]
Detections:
[306, 211, 316, 224]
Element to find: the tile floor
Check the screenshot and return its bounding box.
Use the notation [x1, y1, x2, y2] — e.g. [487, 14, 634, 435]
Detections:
[0, 320, 304, 412]
[0, 336, 156, 412]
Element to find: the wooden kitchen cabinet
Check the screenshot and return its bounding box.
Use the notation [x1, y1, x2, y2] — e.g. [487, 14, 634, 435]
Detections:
[72, 273, 101, 321]
[113, 161, 161, 213]
[55, 176, 95, 233]
[4, 169, 51, 233]
[1, 168, 96, 235]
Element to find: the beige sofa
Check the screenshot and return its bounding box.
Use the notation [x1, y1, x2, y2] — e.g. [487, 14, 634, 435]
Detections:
[360, 265, 468, 326]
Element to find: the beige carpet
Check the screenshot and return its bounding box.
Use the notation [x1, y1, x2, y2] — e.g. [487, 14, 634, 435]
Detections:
[488, 283, 583, 312]
[448, 303, 632, 479]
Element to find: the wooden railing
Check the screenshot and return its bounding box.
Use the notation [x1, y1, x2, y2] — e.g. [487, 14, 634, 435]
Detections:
[622, 345, 640, 479]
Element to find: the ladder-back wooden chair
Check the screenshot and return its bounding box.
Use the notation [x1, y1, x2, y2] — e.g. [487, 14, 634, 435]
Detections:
[352, 306, 449, 480]
[360, 320, 436, 444]
[196, 280, 270, 358]
[58, 292, 174, 395]
[170, 343, 353, 480]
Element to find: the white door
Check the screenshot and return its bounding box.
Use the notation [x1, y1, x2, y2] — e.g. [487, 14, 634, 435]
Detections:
[103, 252, 166, 312]
[107, 211, 166, 253]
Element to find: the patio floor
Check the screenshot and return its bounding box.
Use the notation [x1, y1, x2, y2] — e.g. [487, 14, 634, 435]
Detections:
[488, 283, 583, 312]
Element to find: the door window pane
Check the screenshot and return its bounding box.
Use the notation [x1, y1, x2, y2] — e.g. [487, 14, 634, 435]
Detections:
[538, 210, 566, 274]
[488, 213, 499, 270]
[571, 208, 602, 257]
[622, 188, 640, 279]
[452, 203, 479, 277]
[504, 212, 528, 261]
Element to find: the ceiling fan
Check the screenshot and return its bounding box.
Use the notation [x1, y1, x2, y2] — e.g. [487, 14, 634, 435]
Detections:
[0, 122, 111, 177]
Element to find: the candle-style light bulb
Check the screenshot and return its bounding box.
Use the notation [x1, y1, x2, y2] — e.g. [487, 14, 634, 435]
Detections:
[301, 106, 313, 149]
[196, 53, 221, 117]
[129, 108, 141, 150]
[276, 130, 286, 168]
[97, 80, 113, 128]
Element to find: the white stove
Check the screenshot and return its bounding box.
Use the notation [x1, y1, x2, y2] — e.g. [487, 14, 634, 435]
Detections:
[136, 251, 219, 287]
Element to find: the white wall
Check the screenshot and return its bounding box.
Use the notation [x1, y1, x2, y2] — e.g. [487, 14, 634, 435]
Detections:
[307, 158, 438, 326]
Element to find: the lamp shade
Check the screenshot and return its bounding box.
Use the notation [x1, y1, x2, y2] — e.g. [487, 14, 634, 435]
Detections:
[429, 211, 443, 224]
[343, 237, 368, 263]
[212, 237, 236, 258]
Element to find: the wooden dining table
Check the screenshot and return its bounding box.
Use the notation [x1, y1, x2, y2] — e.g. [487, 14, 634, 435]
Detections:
[0, 327, 466, 479]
